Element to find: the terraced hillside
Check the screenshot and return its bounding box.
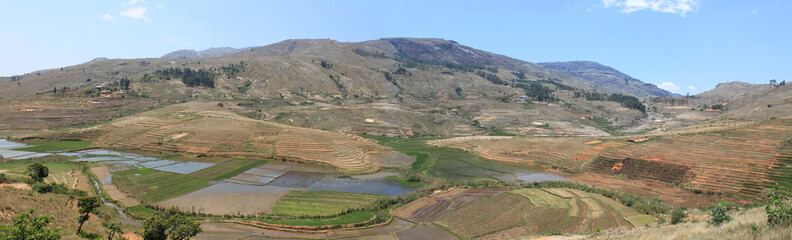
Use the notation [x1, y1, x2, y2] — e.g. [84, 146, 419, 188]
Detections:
[396, 187, 648, 239]
[592, 119, 792, 198]
[433, 119, 792, 200]
[32, 101, 408, 173]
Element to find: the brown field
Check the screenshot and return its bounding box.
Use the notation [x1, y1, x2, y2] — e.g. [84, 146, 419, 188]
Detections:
[437, 193, 533, 238]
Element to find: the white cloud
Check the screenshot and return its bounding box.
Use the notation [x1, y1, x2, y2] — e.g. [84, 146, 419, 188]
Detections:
[101, 13, 114, 21]
[120, 7, 148, 20]
[658, 82, 681, 92]
[687, 85, 696, 90]
[602, 0, 702, 16]
[128, 0, 143, 5]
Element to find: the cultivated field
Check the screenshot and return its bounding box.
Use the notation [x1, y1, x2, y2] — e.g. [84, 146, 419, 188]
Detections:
[270, 190, 382, 217]
[398, 187, 648, 239]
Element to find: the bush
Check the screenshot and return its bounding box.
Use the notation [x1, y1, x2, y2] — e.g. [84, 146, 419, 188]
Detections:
[671, 209, 687, 224]
[766, 184, 792, 227]
[0, 173, 7, 183]
[32, 182, 53, 194]
[708, 202, 732, 226]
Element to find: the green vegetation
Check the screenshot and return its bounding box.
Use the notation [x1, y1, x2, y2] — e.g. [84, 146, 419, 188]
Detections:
[113, 168, 210, 203]
[386, 175, 428, 188]
[515, 82, 556, 101]
[152, 67, 215, 88]
[522, 181, 670, 215]
[14, 140, 91, 152]
[261, 211, 375, 226]
[76, 196, 101, 233]
[271, 191, 383, 217]
[671, 209, 687, 224]
[0, 209, 62, 240]
[26, 163, 49, 182]
[189, 158, 270, 180]
[627, 215, 657, 227]
[708, 201, 733, 226]
[509, 188, 568, 208]
[125, 206, 157, 220]
[362, 135, 542, 181]
[143, 208, 202, 240]
[766, 184, 792, 226]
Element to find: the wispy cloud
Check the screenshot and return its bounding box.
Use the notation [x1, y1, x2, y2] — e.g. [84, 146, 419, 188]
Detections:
[128, 0, 143, 5]
[659, 82, 681, 92]
[101, 13, 115, 21]
[687, 85, 696, 90]
[602, 0, 702, 16]
[120, 7, 149, 20]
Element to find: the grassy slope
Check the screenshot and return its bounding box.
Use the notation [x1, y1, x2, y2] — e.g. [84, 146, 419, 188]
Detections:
[436, 193, 533, 238]
[0, 188, 106, 240]
[112, 168, 210, 203]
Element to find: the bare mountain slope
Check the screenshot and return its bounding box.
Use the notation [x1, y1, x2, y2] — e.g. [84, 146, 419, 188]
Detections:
[539, 61, 674, 98]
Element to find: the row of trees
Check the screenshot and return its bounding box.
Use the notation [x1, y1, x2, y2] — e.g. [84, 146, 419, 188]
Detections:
[153, 67, 216, 88]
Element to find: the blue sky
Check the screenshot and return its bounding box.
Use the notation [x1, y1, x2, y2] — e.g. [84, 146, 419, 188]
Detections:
[1, 0, 789, 94]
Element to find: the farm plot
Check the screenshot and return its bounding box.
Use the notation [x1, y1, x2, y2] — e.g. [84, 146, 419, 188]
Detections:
[270, 190, 382, 217]
[112, 168, 210, 203]
[430, 137, 595, 169]
[437, 193, 533, 239]
[394, 187, 508, 223]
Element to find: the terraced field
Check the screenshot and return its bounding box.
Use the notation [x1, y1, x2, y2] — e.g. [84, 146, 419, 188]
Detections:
[48, 101, 408, 173]
[399, 187, 649, 239]
[592, 119, 792, 198]
[431, 119, 792, 200]
[270, 190, 382, 217]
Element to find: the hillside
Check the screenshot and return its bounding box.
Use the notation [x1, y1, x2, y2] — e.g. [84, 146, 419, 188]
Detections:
[27, 101, 410, 173]
[539, 61, 674, 98]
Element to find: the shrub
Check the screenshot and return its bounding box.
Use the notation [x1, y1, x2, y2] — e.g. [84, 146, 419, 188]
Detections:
[766, 184, 792, 227]
[708, 202, 733, 226]
[0, 173, 7, 183]
[671, 209, 687, 224]
[32, 182, 53, 194]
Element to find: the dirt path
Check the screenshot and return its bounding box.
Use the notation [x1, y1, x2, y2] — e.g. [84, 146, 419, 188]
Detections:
[0, 183, 30, 190]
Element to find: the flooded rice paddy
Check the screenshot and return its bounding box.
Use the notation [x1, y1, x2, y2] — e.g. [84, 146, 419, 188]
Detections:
[0, 140, 215, 175]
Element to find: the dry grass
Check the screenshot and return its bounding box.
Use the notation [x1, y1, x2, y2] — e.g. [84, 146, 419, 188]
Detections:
[0, 188, 106, 240]
[586, 208, 792, 240]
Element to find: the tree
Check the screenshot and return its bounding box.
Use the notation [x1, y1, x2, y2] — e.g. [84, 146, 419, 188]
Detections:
[143, 208, 202, 240]
[76, 196, 101, 233]
[0, 209, 62, 240]
[26, 163, 49, 183]
[103, 221, 124, 240]
[766, 184, 792, 227]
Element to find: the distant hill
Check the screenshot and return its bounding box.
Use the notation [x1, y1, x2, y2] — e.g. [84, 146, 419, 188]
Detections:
[162, 47, 250, 59]
[539, 61, 674, 98]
